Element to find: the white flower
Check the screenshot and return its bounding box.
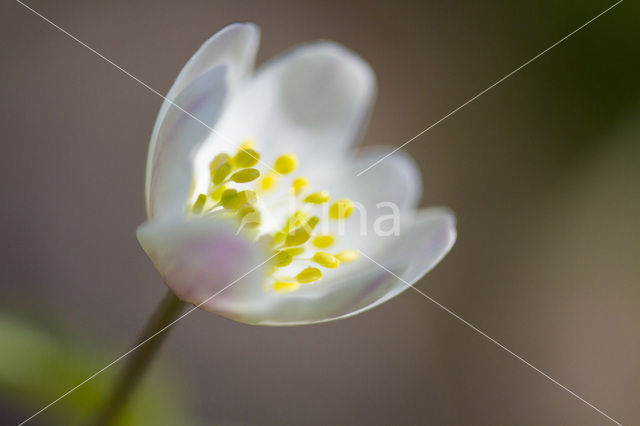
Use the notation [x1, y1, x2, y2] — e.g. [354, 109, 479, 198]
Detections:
[137, 23, 456, 325]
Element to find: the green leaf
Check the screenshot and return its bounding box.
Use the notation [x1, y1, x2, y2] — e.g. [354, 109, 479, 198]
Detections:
[0, 312, 196, 426]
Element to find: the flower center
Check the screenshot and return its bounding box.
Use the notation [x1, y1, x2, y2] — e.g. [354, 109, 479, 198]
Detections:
[189, 140, 359, 293]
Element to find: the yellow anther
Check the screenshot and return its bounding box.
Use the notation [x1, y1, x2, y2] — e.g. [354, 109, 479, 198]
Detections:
[273, 280, 300, 293]
[232, 148, 260, 168]
[272, 231, 286, 247]
[230, 168, 260, 183]
[212, 160, 232, 185]
[204, 148, 361, 295]
[273, 251, 293, 267]
[209, 184, 226, 202]
[221, 189, 256, 210]
[291, 176, 308, 195]
[259, 173, 278, 191]
[329, 199, 354, 219]
[283, 209, 308, 232]
[237, 190, 256, 206]
[240, 139, 255, 150]
[312, 234, 335, 249]
[284, 216, 319, 246]
[220, 189, 238, 209]
[336, 250, 359, 262]
[296, 267, 322, 283]
[274, 153, 298, 174]
[282, 247, 305, 256]
[312, 252, 340, 269]
[304, 191, 330, 204]
[192, 193, 207, 214]
[209, 153, 230, 172]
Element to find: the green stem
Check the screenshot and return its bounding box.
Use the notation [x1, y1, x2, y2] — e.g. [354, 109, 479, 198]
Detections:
[93, 290, 186, 426]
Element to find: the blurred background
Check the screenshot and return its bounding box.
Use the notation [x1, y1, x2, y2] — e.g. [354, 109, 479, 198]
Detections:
[1, 0, 639, 424]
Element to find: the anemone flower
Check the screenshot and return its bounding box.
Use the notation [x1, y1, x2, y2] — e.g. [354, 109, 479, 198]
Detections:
[137, 22, 456, 326]
[97, 23, 458, 424]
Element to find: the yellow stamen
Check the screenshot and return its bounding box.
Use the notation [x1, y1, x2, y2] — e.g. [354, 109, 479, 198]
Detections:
[230, 168, 260, 183]
[209, 153, 230, 172]
[232, 148, 260, 168]
[329, 199, 354, 219]
[229, 190, 257, 210]
[260, 173, 278, 191]
[282, 247, 305, 256]
[283, 209, 308, 232]
[220, 189, 256, 210]
[312, 234, 335, 248]
[240, 139, 255, 149]
[220, 189, 238, 209]
[273, 251, 293, 267]
[336, 250, 359, 262]
[296, 267, 322, 283]
[196, 145, 362, 296]
[212, 161, 232, 186]
[291, 176, 308, 195]
[192, 193, 207, 214]
[209, 184, 226, 202]
[304, 191, 330, 204]
[274, 153, 298, 174]
[272, 231, 286, 247]
[284, 216, 319, 246]
[311, 252, 340, 269]
[273, 280, 300, 293]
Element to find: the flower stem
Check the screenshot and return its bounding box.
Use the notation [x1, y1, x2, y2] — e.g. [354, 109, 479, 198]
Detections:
[93, 290, 186, 426]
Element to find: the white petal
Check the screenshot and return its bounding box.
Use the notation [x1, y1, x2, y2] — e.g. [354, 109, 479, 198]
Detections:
[161, 23, 259, 104]
[145, 23, 260, 218]
[138, 208, 455, 325]
[320, 146, 422, 211]
[201, 41, 376, 167]
[331, 207, 457, 322]
[277, 146, 422, 257]
[255, 207, 457, 325]
[239, 145, 421, 239]
[137, 216, 272, 323]
[146, 66, 227, 218]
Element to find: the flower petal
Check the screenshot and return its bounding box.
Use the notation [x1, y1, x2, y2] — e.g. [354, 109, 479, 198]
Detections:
[253, 207, 457, 325]
[147, 66, 227, 218]
[138, 208, 454, 325]
[329, 208, 457, 322]
[199, 41, 376, 167]
[273, 146, 422, 257]
[137, 216, 271, 322]
[320, 146, 423, 211]
[162, 23, 259, 105]
[146, 23, 260, 218]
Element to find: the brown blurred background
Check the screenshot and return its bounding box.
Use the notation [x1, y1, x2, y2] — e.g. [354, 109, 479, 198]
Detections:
[1, 0, 639, 424]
